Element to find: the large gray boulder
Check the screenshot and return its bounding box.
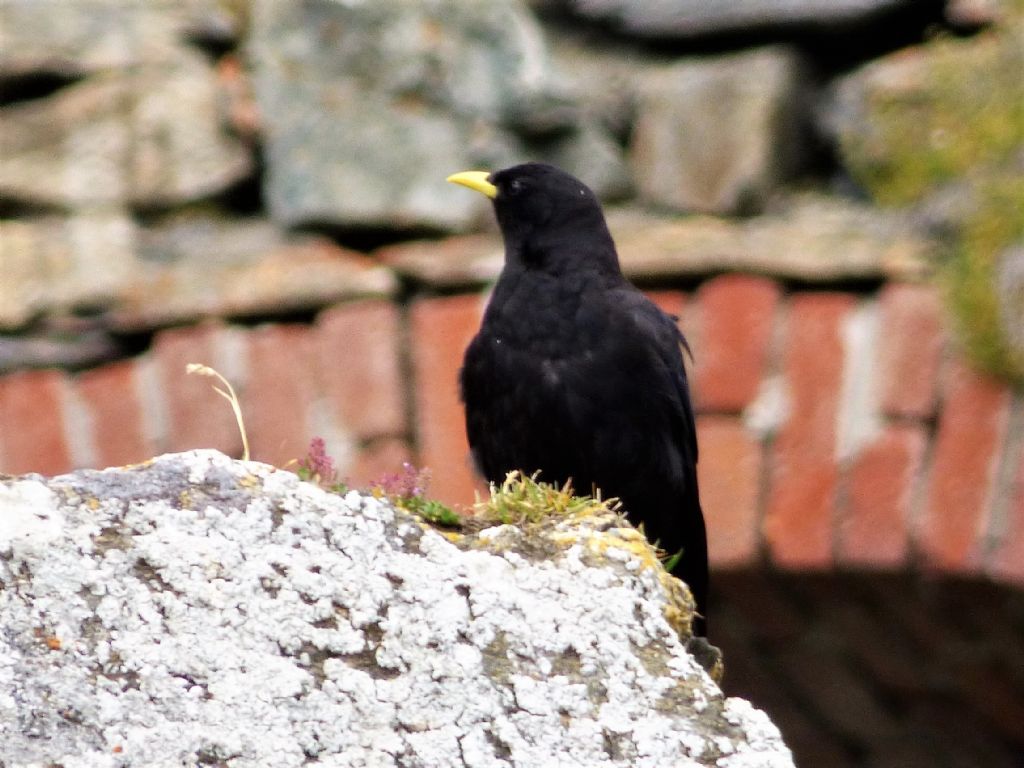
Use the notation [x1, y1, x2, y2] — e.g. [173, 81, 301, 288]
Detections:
[0, 451, 794, 767]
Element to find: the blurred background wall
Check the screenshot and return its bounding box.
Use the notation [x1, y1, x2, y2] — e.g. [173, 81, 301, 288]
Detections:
[1, 1, 1022, 765]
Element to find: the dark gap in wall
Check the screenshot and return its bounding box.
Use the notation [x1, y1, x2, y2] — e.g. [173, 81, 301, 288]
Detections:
[0, 331, 126, 376]
[393, 298, 423, 461]
[774, 275, 888, 295]
[536, 0, 952, 73]
[207, 307, 322, 329]
[399, 281, 490, 301]
[105, 327, 155, 361]
[0, 71, 83, 107]
[629, 272, 887, 297]
[299, 223, 450, 254]
[184, 33, 237, 62]
[798, 0, 953, 76]
[627, 272, 708, 293]
[0, 197, 69, 218]
[216, 150, 266, 216]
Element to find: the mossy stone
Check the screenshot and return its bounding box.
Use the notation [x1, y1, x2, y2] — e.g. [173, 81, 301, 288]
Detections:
[829, 5, 1024, 382]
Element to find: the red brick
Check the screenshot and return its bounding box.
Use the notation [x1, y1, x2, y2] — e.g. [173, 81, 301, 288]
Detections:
[410, 294, 488, 507]
[316, 300, 406, 439]
[345, 437, 414, 490]
[877, 283, 946, 419]
[919, 357, 1012, 571]
[153, 323, 244, 457]
[697, 415, 762, 566]
[0, 369, 72, 476]
[75, 361, 148, 468]
[244, 325, 317, 468]
[765, 293, 856, 568]
[840, 424, 927, 568]
[693, 275, 781, 413]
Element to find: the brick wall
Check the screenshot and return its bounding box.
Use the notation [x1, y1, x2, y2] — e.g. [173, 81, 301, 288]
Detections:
[1, 275, 1021, 589]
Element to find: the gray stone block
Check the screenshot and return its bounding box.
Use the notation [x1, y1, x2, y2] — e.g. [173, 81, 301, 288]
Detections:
[630, 46, 808, 215]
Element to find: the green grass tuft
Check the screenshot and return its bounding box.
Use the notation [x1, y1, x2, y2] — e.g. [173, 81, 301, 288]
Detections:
[397, 495, 461, 528]
[474, 471, 621, 527]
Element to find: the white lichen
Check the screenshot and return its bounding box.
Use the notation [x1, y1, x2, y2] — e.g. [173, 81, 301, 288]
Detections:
[0, 450, 793, 767]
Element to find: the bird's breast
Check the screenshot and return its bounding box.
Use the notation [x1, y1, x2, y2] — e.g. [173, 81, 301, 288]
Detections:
[487, 275, 608, 352]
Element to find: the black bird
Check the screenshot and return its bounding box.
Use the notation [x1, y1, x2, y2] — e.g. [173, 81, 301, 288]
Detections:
[447, 163, 709, 636]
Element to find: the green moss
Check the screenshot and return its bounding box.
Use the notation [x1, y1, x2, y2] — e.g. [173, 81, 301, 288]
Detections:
[474, 471, 621, 527]
[834, 7, 1024, 382]
[944, 173, 1024, 383]
[398, 495, 461, 528]
[844, 22, 1023, 206]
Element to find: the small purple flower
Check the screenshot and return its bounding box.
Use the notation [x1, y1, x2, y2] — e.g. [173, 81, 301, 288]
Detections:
[301, 437, 336, 482]
[374, 462, 431, 499]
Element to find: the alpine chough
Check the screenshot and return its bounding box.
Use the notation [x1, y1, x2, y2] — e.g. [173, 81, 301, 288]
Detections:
[448, 163, 708, 636]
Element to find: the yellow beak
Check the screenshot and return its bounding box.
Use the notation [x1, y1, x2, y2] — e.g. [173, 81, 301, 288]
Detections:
[446, 170, 498, 199]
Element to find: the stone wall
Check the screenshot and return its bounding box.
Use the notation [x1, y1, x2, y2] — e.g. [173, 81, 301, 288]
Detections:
[1, 0, 1022, 591]
[2, 279, 1021, 591]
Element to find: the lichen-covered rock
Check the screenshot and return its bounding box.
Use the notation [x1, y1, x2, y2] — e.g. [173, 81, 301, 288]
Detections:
[0, 451, 793, 767]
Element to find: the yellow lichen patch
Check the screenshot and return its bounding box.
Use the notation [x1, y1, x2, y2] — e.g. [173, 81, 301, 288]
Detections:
[661, 575, 698, 639]
[438, 529, 465, 544]
[583, 525, 664, 571]
[123, 458, 156, 470]
[86, 497, 101, 511]
[237, 473, 262, 489]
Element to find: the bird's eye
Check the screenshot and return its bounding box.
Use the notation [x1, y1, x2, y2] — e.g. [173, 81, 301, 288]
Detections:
[508, 178, 525, 195]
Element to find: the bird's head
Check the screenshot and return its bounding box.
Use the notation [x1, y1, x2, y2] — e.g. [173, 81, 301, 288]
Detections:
[447, 163, 619, 274]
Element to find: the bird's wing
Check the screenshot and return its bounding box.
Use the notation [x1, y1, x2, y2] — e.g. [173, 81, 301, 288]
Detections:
[604, 287, 707, 632]
[616, 288, 699, 466]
